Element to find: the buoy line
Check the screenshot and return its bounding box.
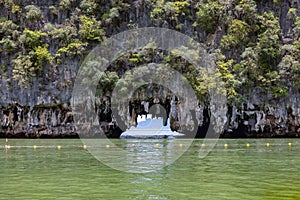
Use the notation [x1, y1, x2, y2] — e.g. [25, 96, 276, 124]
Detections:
[0, 142, 296, 150]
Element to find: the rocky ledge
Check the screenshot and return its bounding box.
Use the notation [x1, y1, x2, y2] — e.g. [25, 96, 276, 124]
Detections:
[1, 87, 300, 138]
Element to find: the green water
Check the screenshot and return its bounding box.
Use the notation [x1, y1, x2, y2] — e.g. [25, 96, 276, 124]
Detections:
[1, 139, 300, 200]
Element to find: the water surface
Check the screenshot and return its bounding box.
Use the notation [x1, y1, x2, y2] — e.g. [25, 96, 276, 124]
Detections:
[0, 139, 299, 199]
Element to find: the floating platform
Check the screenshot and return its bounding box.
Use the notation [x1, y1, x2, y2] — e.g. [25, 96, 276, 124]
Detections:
[120, 115, 184, 139]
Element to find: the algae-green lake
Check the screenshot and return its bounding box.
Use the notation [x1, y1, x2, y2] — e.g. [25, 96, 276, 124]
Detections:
[1, 139, 300, 200]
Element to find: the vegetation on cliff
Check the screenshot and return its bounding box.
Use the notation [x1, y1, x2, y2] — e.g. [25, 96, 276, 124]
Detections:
[1, 0, 299, 101]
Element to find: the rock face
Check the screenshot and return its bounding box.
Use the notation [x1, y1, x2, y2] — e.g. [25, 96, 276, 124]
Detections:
[2, 85, 300, 138]
[222, 89, 300, 138]
[0, 103, 77, 138]
[1, 0, 300, 138]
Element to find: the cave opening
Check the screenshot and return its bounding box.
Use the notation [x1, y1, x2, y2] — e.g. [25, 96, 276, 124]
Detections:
[95, 81, 188, 138]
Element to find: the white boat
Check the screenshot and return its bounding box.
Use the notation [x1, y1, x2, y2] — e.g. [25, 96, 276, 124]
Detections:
[120, 114, 184, 139]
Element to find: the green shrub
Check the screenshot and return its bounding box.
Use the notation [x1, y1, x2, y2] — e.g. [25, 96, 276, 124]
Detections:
[12, 54, 34, 86]
[48, 24, 77, 44]
[59, 0, 74, 10]
[0, 38, 18, 52]
[293, 17, 300, 38]
[80, 0, 97, 15]
[25, 5, 42, 21]
[11, 5, 22, 13]
[29, 45, 53, 69]
[0, 19, 18, 36]
[57, 40, 88, 57]
[96, 71, 119, 96]
[150, 0, 189, 24]
[256, 12, 281, 69]
[196, 0, 225, 33]
[20, 29, 47, 49]
[234, 0, 257, 25]
[221, 19, 250, 49]
[79, 15, 104, 42]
